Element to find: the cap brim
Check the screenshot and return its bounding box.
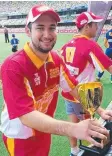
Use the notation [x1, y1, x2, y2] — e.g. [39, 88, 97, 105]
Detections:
[27, 10, 60, 25]
[92, 18, 103, 22]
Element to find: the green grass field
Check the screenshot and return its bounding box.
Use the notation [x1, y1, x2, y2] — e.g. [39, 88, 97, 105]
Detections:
[0, 33, 112, 156]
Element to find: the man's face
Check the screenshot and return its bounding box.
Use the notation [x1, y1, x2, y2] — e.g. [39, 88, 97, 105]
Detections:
[87, 22, 98, 38]
[28, 14, 57, 54]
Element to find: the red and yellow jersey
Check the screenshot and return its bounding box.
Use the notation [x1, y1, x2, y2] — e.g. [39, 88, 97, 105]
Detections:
[1, 42, 78, 139]
[61, 35, 112, 102]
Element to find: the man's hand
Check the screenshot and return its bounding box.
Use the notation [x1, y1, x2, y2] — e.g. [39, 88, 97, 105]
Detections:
[73, 119, 109, 148]
[97, 107, 112, 121]
[99, 110, 112, 121]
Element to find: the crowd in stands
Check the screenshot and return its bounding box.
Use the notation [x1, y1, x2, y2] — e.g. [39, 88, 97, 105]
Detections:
[0, 15, 76, 26]
[0, 19, 25, 26]
[0, 1, 111, 33]
[0, 1, 87, 26]
[0, 1, 87, 14]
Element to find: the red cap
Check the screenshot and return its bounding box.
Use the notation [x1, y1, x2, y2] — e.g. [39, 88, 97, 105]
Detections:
[75, 12, 103, 29]
[26, 5, 60, 25]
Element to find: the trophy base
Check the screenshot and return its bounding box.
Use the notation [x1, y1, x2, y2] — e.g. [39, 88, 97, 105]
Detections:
[79, 142, 112, 156]
[79, 121, 112, 156]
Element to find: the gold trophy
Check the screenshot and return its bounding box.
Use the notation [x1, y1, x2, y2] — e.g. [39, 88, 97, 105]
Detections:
[78, 82, 112, 156]
[78, 82, 103, 118]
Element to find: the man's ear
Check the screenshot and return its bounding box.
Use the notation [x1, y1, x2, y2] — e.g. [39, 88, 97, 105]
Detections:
[84, 24, 89, 31]
[25, 26, 31, 37]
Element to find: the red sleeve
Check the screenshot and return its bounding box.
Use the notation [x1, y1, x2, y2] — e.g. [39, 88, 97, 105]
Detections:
[89, 42, 112, 71]
[1, 61, 35, 119]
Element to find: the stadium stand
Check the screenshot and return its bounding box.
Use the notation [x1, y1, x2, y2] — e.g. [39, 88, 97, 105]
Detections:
[0, 1, 87, 13]
[0, 1, 111, 34]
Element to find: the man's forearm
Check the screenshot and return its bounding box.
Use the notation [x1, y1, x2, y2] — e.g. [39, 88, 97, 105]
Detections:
[19, 110, 110, 148]
[20, 110, 75, 138]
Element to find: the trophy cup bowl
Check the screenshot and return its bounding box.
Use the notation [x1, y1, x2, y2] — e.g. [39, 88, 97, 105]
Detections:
[78, 82, 103, 117]
[78, 82, 112, 156]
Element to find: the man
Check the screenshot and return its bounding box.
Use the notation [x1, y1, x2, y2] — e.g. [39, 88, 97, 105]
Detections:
[10, 34, 19, 52]
[4, 27, 9, 43]
[97, 28, 112, 83]
[0, 6, 109, 156]
[61, 12, 112, 156]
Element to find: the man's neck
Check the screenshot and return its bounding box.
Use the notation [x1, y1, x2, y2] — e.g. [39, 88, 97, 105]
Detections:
[79, 32, 90, 39]
[29, 43, 49, 61]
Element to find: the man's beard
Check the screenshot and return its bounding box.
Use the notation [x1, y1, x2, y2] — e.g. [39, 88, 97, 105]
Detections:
[32, 40, 56, 54]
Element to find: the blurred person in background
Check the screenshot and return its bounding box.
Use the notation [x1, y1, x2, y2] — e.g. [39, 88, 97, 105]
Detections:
[97, 27, 112, 83]
[61, 12, 112, 156]
[10, 34, 19, 52]
[4, 27, 9, 43]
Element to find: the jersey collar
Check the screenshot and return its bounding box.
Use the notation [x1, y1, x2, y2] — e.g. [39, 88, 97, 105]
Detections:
[24, 42, 54, 69]
[73, 34, 90, 40]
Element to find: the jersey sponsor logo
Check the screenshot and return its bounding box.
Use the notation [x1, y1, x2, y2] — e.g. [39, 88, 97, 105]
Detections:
[66, 64, 79, 76]
[50, 67, 59, 78]
[34, 73, 41, 86]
